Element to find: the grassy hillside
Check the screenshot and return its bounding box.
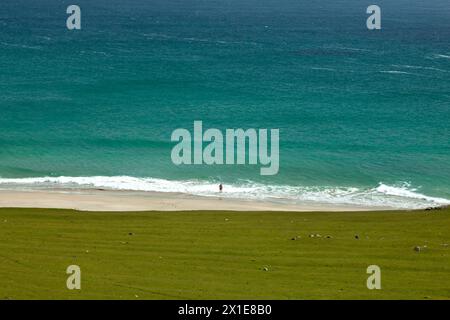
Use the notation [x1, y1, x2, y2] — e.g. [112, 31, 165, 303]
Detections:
[0, 207, 449, 299]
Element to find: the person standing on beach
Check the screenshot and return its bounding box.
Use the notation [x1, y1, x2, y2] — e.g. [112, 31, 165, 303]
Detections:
[219, 184, 223, 192]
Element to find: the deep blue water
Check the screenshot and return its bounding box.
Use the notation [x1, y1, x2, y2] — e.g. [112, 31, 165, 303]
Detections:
[0, 0, 449, 208]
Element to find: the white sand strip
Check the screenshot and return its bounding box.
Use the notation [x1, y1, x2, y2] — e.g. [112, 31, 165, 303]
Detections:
[0, 190, 391, 212]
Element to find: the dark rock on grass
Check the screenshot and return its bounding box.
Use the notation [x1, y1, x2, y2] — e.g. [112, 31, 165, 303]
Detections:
[291, 236, 301, 240]
[414, 245, 428, 252]
[354, 235, 359, 240]
[425, 206, 447, 211]
[128, 232, 134, 236]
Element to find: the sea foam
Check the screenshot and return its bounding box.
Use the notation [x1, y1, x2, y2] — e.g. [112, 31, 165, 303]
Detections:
[0, 176, 448, 210]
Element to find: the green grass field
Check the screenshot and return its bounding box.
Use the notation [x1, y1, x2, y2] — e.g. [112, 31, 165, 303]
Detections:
[0, 207, 449, 300]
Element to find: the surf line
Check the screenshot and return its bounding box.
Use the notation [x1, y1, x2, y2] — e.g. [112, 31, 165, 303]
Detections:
[171, 121, 279, 175]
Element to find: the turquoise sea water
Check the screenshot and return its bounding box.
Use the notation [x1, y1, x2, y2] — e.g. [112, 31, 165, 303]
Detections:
[0, 0, 449, 208]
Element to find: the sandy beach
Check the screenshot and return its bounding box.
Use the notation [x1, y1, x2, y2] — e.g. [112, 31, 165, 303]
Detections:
[0, 189, 388, 212]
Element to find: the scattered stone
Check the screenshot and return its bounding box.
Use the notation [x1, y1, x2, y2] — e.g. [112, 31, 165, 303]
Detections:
[309, 234, 315, 238]
[262, 266, 270, 271]
[354, 235, 359, 240]
[425, 206, 443, 211]
[414, 245, 428, 252]
[315, 234, 321, 238]
[291, 236, 301, 240]
[326, 235, 332, 239]
[128, 232, 134, 236]
[225, 218, 229, 221]
[85, 250, 89, 253]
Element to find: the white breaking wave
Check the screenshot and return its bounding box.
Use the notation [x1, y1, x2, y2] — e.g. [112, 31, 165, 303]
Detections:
[391, 64, 448, 73]
[434, 54, 450, 59]
[380, 70, 412, 75]
[0, 176, 449, 210]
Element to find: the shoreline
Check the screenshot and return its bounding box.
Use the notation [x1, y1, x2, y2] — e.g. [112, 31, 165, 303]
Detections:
[0, 189, 395, 212]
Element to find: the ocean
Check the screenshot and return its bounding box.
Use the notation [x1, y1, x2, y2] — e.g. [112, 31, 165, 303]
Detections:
[0, 0, 449, 209]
